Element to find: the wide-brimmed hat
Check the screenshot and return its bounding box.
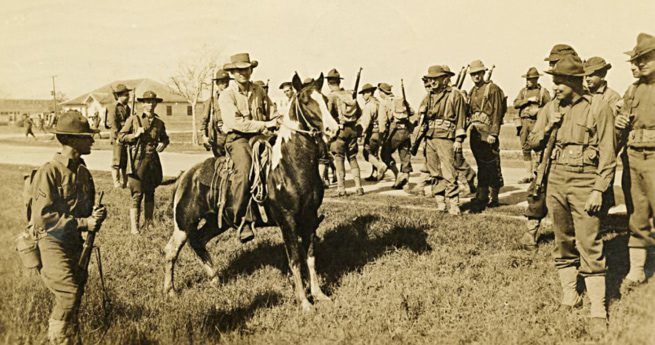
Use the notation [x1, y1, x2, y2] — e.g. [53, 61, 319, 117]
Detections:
[468, 60, 488, 74]
[358, 83, 377, 94]
[279, 81, 292, 89]
[223, 53, 258, 70]
[545, 55, 587, 77]
[424, 65, 455, 79]
[137, 90, 163, 103]
[583, 57, 612, 75]
[522, 67, 542, 79]
[377, 82, 392, 94]
[545, 44, 578, 62]
[625, 33, 655, 62]
[213, 69, 231, 81]
[326, 68, 343, 80]
[51, 110, 98, 136]
[112, 83, 132, 95]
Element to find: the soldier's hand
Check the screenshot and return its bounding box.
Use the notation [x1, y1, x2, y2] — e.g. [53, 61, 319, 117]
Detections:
[93, 205, 107, 222]
[134, 127, 145, 136]
[264, 120, 278, 130]
[453, 141, 463, 153]
[615, 114, 631, 130]
[487, 135, 497, 144]
[584, 190, 603, 215]
[156, 142, 167, 152]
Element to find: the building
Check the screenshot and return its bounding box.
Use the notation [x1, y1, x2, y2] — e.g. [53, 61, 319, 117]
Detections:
[62, 78, 199, 119]
[0, 99, 54, 124]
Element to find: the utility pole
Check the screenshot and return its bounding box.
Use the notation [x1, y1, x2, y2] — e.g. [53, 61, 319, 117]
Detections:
[51, 75, 58, 114]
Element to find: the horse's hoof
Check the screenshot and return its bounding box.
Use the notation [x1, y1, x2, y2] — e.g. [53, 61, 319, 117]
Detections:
[301, 300, 314, 313]
[313, 292, 332, 303]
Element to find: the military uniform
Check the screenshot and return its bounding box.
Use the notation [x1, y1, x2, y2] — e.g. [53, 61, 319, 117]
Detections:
[468, 60, 506, 209]
[381, 98, 413, 186]
[107, 84, 132, 188]
[119, 91, 170, 234]
[359, 84, 388, 181]
[619, 33, 655, 287]
[513, 67, 551, 182]
[201, 90, 226, 157]
[527, 55, 616, 324]
[24, 115, 36, 138]
[218, 53, 273, 241]
[28, 111, 105, 344]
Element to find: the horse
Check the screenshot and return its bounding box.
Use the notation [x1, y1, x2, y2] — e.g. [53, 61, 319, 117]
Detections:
[163, 73, 340, 311]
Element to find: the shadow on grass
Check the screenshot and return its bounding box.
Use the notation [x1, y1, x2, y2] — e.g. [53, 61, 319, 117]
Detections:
[219, 214, 432, 289]
[200, 291, 282, 340]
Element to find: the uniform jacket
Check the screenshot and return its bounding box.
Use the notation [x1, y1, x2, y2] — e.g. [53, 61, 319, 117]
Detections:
[622, 81, 655, 148]
[29, 153, 95, 242]
[106, 102, 131, 141]
[421, 86, 468, 140]
[513, 85, 551, 118]
[527, 94, 616, 193]
[590, 81, 621, 114]
[469, 81, 506, 136]
[377, 93, 395, 128]
[218, 82, 273, 134]
[119, 113, 170, 179]
[327, 88, 360, 124]
[359, 97, 385, 139]
[201, 91, 223, 143]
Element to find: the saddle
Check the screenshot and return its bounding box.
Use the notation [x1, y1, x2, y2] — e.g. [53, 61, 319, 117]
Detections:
[198, 135, 274, 229]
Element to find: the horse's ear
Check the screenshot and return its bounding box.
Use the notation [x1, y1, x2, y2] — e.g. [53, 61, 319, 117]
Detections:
[316, 73, 324, 91]
[292, 73, 302, 92]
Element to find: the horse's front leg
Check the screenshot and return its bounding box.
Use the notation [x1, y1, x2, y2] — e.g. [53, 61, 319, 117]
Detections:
[278, 215, 313, 312]
[305, 230, 331, 302]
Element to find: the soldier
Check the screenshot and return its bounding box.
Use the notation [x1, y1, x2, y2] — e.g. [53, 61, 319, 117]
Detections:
[29, 110, 107, 344]
[616, 33, 655, 292]
[218, 53, 278, 242]
[513, 67, 551, 184]
[326, 68, 364, 196]
[527, 55, 616, 332]
[277, 81, 295, 118]
[119, 91, 170, 235]
[359, 83, 388, 182]
[382, 97, 414, 189]
[584, 57, 621, 113]
[201, 69, 231, 157]
[521, 45, 580, 249]
[107, 84, 132, 188]
[23, 114, 36, 139]
[419, 65, 468, 215]
[468, 60, 506, 211]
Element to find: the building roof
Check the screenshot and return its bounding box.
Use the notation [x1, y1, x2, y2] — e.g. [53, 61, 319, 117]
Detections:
[63, 78, 188, 106]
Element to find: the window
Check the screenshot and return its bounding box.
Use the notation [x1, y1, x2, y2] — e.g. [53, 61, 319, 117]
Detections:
[187, 105, 192, 116]
[166, 105, 172, 116]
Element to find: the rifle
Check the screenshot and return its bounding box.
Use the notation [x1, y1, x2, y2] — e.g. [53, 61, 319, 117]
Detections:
[410, 92, 430, 156]
[352, 67, 363, 99]
[79, 191, 104, 270]
[457, 65, 469, 89]
[454, 66, 466, 89]
[531, 103, 560, 198]
[485, 65, 496, 82]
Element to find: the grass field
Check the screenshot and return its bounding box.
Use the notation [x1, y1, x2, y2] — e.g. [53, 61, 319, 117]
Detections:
[0, 164, 653, 344]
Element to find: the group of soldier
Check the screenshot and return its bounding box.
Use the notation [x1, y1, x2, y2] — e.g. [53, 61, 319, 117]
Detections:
[21, 32, 655, 343]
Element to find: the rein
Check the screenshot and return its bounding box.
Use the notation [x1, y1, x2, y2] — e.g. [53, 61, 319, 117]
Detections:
[281, 94, 322, 139]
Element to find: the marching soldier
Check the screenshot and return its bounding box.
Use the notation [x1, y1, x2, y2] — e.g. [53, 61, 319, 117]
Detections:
[359, 83, 388, 182]
[468, 60, 506, 211]
[29, 110, 107, 344]
[218, 53, 278, 242]
[584, 57, 621, 113]
[381, 97, 413, 189]
[616, 33, 655, 292]
[527, 54, 616, 332]
[107, 84, 132, 188]
[119, 91, 170, 235]
[201, 69, 231, 157]
[513, 67, 551, 184]
[521, 45, 580, 248]
[420, 65, 468, 215]
[326, 68, 364, 196]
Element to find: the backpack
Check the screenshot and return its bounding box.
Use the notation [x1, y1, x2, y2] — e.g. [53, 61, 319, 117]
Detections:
[17, 168, 41, 270]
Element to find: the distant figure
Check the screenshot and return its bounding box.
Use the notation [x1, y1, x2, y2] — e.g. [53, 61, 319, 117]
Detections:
[23, 114, 36, 139]
[107, 84, 132, 188]
[90, 111, 102, 139]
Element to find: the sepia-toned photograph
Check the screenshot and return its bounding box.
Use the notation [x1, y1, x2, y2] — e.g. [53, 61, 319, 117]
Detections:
[1, 0, 654, 344]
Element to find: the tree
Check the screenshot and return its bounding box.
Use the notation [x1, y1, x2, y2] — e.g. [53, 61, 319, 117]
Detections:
[169, 50, 219, 145]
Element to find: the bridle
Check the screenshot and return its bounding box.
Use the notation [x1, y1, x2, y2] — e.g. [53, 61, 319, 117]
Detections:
[281, 91, 323, 139]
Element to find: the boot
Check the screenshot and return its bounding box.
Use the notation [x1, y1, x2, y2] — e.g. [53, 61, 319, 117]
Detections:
[392, 172, 409, 189]
[130, 208, 140, 235]
[488, 187, 500, 207]
[585, 275, 607, 320]
[406, 179, 427, 196]
[518, 160, 534, 184]
[520, 219, 541, 249]
[111, 168, 121, 188]
[143, 201, 155, 231]
[435, 195, 447, 212]
[350, 157, 363, 192]
[467, 176, 477, 195]
[622, 247, 647, 295]
[558, 267, 582, 308]
[375, 165, 388, 181]
[238, 221, 255, 243]
[334, 158, 347, 196]
[448, 196, 461, 215]
[470, 188, 489, 213]
[48, 318, 80, 345]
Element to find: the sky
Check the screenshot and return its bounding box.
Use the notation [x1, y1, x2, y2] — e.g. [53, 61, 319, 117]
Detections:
[1, 0, 653, 106]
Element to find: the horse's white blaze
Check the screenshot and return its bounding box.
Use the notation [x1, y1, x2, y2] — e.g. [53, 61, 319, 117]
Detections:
[271, 108, 296, 169]
[311, 90, 339, 137]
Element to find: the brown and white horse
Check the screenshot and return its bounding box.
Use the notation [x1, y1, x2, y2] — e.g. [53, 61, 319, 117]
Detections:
[163, 73, 339, 311]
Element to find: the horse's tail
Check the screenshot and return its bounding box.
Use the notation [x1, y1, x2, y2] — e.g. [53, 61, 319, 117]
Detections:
[169, 170, 184, 210]
[161, 171, 183, 186]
